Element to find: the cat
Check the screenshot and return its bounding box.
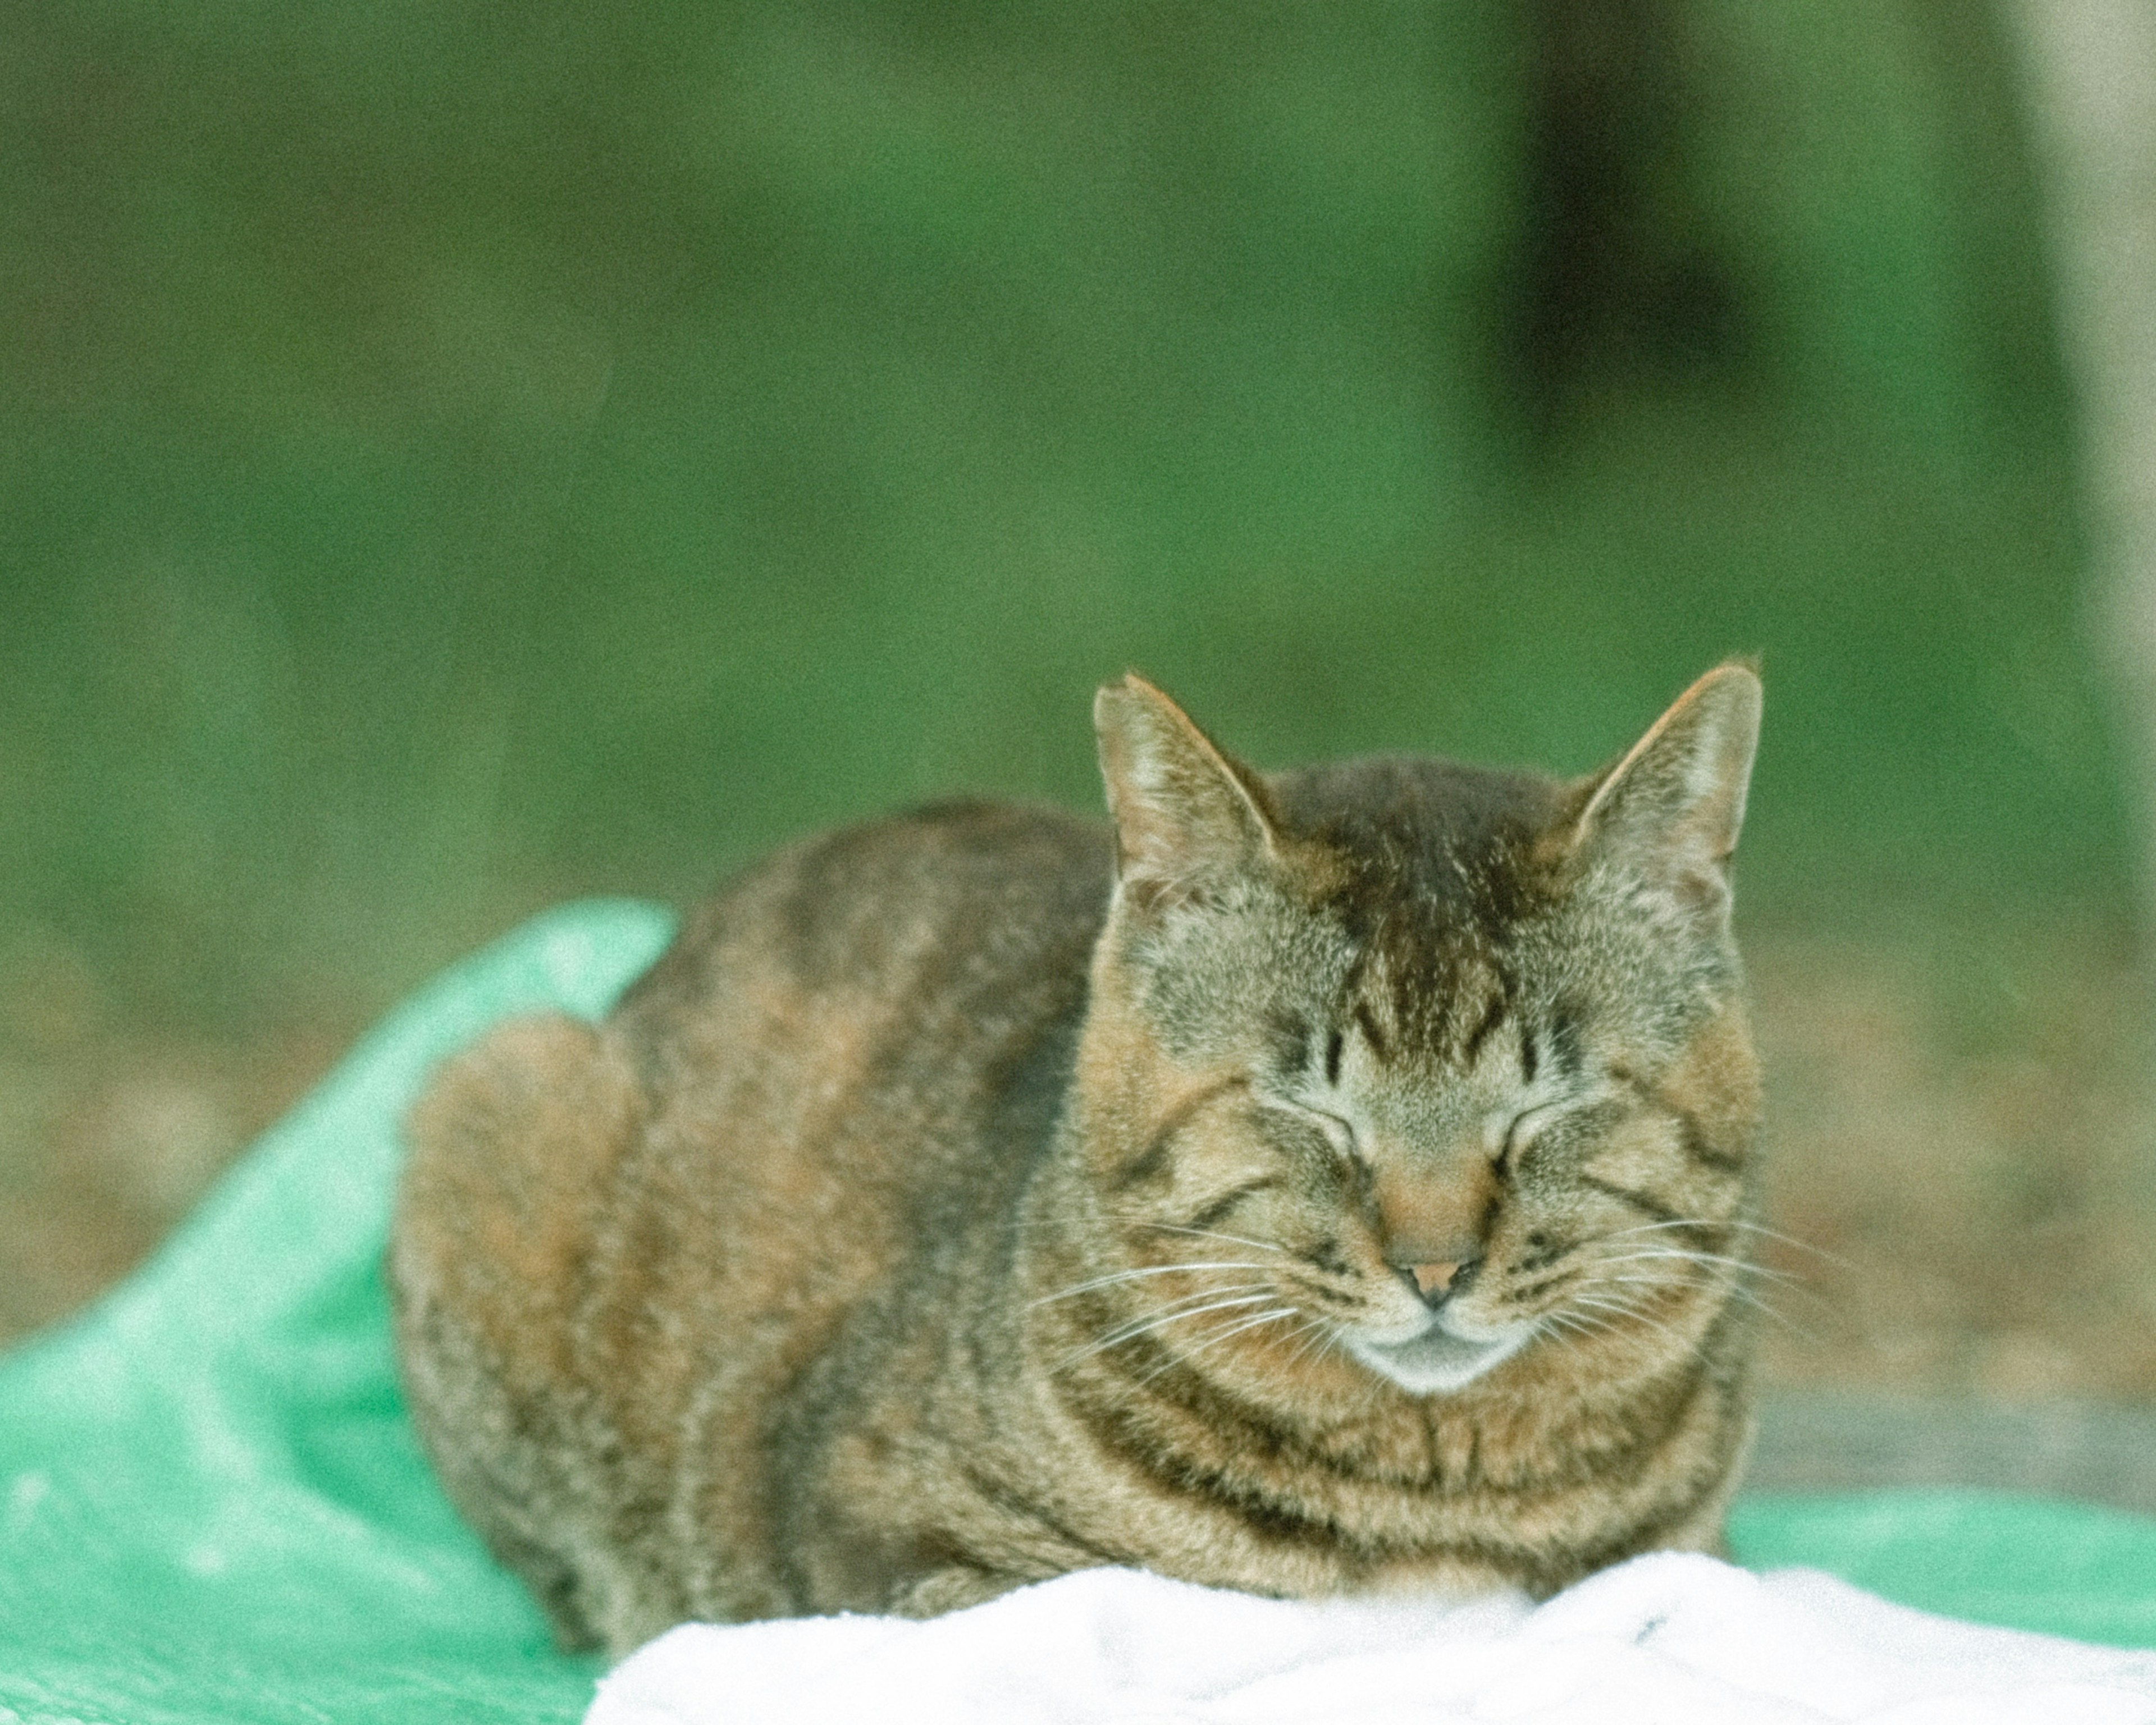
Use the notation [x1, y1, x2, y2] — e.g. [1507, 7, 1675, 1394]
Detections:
[390, 664, 1765, 1658]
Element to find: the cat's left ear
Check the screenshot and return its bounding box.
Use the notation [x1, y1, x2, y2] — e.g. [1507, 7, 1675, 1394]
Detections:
[1568, 663, 1761, 931]
[1095, 674, 1279, 913]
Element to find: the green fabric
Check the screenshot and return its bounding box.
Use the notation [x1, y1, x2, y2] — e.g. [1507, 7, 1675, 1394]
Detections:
[0, 902, 675, 1725]
[1729, 1491, 2156, 1650]
[3, 903, 2152, 1724]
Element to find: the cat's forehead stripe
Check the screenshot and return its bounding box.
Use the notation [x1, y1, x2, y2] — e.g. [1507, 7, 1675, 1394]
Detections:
[1460, 994, 1509, 1066]
[1280, 782, 1573, 1071]
[1351, 999, 1388, 1061]
[1264, 1007, 1312, 1074]
[1547, 1009, 1584, 1077]
[1347, 927, 1527, 1072]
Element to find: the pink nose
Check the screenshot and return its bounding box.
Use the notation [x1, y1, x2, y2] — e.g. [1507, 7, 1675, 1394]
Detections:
[1410, 1261, 1464, 1298]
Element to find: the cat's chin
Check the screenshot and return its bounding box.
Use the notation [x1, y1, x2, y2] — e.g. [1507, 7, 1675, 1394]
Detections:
[1342, 1318, 1537, 1395]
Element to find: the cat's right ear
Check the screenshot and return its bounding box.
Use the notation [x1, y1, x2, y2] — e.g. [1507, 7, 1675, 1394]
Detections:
[1094, 675, 1278, 914]
[1566, 661, 1762, 935]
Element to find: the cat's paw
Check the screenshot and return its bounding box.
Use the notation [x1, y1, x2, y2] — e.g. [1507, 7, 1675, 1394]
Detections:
[889, 1564, 1032, 1619]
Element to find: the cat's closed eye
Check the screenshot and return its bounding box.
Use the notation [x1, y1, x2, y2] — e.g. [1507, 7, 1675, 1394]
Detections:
[1493, 1105, 1557, 1176]
[1304, 1105, 1358, 1160]
[1264, 1097, 1356, 1161]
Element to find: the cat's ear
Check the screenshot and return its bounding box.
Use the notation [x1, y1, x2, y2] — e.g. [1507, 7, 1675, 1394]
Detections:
[1569, 663, 1761, 931]
[1094, 674, 1278, 912]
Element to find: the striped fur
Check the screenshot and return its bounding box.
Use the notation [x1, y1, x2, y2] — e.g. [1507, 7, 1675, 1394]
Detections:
[390, 666, 1765, 1655]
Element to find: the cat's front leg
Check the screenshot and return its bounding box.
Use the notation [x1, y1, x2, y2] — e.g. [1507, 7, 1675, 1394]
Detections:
[887, 1562, 1039, 1618]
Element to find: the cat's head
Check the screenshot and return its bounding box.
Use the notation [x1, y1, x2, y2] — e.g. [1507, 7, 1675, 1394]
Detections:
[1070, 667, 1762, 1398]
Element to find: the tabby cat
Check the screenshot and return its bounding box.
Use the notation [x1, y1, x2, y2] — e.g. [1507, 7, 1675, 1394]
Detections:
[390, 665, 1765, 1657]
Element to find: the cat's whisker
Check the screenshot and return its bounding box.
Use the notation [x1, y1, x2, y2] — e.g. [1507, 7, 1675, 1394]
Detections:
[1598, 1217, 1852, 1271]
[1280, 1274, 1368, 1312]
[1593, 1246, 1787, 1276]
[1591, 1248, 1810, 1290]
[1198, 1306, 1301, 1351]
[1571, 1289, 1671, 1326]
[1556, 1315, 1625, 1351]
[1596, 1218, 1736, 1246]
[1552, 1293, 1621, 1337]
[1540, 1302, 1651, 1358]
[1131, 1306, 1300, 1386]
[1280, 1315, 1340, 1372]
[1029, 1261, 1282, 1308]
[1618, 1275, 1812, 1337]
[1537, 1310, 1610, 1350]
[1724, 1289, 1811, 1337]
[1056, 1291, 1281, 1370]
[1672, 1278, 1810, 1337]
[1052, 1283, 1276, 1353]
[1130, 1311, 1276, 1371]
[1589, 1274, 1814, 1339]
[1084, 1284, 1278, 1337]
[1568, 1293, 1688, 1347]
[1500, 1268, 1583, 1307]
[1536, 1312, 1581, 1346]
[1140, 1223, 1293, 1258]
[1572, 1282, 1688, 1322]
[1723, 1220, 1854, 1270]
[1593, 1255, 1826, 1312]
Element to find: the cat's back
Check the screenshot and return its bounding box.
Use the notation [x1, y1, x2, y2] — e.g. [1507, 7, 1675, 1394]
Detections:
[393, 799, 1113, 1641]
[413, 795, 1113, 1333]
[599, 797, 1114, 1364]
[618, 798, 1111, 1110]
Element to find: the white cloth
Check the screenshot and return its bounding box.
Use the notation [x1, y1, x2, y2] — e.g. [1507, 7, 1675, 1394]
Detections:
[586, 1552, 2156, 1725]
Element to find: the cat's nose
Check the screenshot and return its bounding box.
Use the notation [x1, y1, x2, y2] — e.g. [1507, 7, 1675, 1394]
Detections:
[1396, 1258, 1478, 1308]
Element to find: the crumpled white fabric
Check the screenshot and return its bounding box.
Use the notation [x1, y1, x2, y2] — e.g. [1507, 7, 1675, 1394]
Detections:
[585, 1552, 2156, 1725]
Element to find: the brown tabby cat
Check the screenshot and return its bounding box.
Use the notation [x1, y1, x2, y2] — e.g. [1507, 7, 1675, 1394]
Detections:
[390, 665, 1765, 1658]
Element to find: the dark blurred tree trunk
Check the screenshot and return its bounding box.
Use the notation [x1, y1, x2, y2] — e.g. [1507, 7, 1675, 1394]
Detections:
[2004, 0, 2156, 939]
[1510, 0, 1748, 445]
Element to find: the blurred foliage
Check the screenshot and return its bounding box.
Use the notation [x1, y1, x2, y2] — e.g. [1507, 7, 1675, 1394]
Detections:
[0, 0, 2128, 1033]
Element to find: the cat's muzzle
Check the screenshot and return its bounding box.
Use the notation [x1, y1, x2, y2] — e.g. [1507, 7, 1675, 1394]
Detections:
[1343, 1308, 1537, 1396]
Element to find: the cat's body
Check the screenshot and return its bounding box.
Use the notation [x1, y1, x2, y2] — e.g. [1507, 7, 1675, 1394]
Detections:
[391, 669, 1765, 1657]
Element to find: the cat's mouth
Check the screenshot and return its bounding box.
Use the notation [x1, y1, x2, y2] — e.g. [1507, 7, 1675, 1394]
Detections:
[1342, 1315, 1536, 1395]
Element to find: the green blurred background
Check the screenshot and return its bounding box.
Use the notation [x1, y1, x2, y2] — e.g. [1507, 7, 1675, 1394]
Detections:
[4, 0, 2149, 1376]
